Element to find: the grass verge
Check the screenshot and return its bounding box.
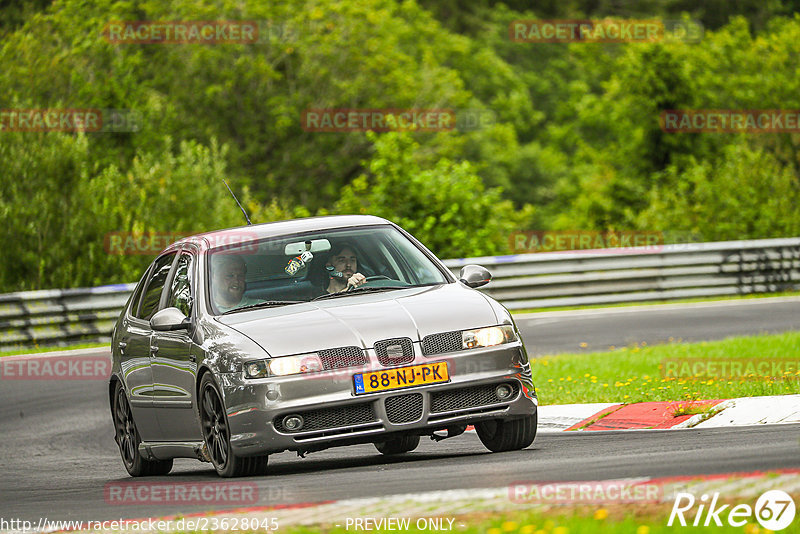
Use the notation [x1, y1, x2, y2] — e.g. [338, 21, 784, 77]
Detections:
[0, 341, 109, 357]
[511, 291, 800, 315]
[531, 332, 800, 404]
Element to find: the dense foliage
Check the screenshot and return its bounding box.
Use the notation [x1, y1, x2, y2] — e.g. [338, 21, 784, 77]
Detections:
[1, 0, 799, 291]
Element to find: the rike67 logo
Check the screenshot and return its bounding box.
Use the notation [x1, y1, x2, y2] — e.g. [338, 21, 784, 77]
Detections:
[669, 490, 796, 530]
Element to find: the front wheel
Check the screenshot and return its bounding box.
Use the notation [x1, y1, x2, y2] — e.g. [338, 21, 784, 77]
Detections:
[475, 412, 537, 453]
[112, 382, 173, 476]
[375, 435, 420, 455]
[199, 373, 268, 477]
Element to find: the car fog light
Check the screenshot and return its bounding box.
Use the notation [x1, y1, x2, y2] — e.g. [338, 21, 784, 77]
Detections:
[283, 415, 304, 431]
[495, 384, 513, 400]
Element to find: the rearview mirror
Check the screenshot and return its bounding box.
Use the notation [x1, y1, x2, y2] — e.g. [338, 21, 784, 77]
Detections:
[151, 307, 190, 331]
[459, 265, 492, 288]
[284, 238, 331, 256]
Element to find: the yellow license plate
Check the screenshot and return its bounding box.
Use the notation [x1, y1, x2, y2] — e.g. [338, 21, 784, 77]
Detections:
[353, 362, 449, 395]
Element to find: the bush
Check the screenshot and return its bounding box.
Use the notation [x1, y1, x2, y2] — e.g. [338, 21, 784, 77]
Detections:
[330, 132, 531, 259]
[637, 142, 800, 241]
[0, 135, 259, 291]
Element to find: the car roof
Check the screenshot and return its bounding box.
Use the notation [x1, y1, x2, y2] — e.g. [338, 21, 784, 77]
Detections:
[169, 215, 394, 252]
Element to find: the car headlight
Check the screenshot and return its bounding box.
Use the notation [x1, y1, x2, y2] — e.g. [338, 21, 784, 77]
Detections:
[462, 325, 516, 349]
[244, 353, 324, 378]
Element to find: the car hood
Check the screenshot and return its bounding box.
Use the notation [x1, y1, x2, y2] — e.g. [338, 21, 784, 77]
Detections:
[215, 283, 499, 357]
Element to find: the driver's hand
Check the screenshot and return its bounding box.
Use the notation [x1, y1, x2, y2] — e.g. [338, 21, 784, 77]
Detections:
[347, 272, 366, 289]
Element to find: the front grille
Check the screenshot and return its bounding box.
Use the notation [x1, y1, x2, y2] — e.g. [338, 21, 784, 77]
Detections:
[430, 383, 520, 413]
[385, 393, 423, 424]
[318, 346, 368, 370]
[422, 331, 462, 356]
[274, 403, 377, 433]
[374, 337, 414, 366]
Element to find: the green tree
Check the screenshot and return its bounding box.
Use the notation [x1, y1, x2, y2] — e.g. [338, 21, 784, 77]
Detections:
[0, 133, 261, 291]
[637, 142, 800, 241]
[329, 131, 532, 259]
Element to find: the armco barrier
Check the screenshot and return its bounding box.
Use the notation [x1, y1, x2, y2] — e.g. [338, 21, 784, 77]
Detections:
[443, 237, 800, 310]
[1, 238, 799, 351]
[0, 284, 135, 351]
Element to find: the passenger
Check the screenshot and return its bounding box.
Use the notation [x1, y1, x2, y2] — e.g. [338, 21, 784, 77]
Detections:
[211, 254, 260, 312]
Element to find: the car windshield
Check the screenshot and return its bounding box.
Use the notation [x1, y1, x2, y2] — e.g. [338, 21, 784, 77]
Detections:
[207, 225, 449, 314]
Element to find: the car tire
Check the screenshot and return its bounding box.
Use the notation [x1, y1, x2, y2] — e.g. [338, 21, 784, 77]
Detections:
[112, 382, 173, 477]
[374, 435, 420, 455]
[475, 412, 537, 453]
[199, 373, 269, 477]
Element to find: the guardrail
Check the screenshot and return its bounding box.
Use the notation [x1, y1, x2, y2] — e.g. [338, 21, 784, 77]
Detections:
[0, 284, 135, 351]
[443, 237, 800, 310]
[1, 238, 799, 351]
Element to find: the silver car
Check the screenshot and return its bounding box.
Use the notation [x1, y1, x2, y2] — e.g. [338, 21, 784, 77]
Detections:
[109, 215, 537, 477]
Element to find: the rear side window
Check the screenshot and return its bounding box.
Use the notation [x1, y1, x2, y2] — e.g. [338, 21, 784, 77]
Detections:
[127, 267, 151, 318]
[136, 253, 176, 321]
[166, 253, 193, 317]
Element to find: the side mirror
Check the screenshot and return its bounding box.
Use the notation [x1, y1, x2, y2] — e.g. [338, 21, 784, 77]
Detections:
[459, 265, 492, 288]
[151, 307, 190, 331]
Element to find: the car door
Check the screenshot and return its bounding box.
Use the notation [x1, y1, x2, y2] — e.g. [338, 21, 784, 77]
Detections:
[151, 250, 202, 441]
[123, 252, 177, 441]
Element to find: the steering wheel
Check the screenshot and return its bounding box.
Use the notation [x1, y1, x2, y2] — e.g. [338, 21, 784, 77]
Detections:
[345, 275, 397, 292]
[365, 275, 392, 282]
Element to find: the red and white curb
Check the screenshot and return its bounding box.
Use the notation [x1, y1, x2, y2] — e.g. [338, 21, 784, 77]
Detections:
[537, 394, 800, 432]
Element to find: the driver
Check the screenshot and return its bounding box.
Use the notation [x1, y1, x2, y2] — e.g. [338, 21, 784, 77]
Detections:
[211, 254, 260, 312]
[323, 243, 367, 294]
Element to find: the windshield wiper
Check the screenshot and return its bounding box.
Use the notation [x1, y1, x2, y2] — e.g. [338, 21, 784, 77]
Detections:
[311, 286, 407, 301]
[221, 300, 303, 314]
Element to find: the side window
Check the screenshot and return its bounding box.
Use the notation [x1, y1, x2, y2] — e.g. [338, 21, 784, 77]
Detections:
[127, 267, 151, 318]
[167, 254, 193, 317]
[136, 253, 176, 321]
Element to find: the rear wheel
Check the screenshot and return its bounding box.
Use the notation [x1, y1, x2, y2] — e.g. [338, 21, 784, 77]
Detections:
[475, 412, 537, 453]
[112, 382, 173, 476]
[199, 373, 268, 477]
[374, 435, 420, 455]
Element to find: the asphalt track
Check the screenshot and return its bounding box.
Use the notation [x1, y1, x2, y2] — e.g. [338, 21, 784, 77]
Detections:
[1, 298, 799, 522]
[517, 297, 800, 356]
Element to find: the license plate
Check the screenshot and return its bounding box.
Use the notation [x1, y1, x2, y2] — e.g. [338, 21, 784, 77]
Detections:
[353, 362, 449, 395]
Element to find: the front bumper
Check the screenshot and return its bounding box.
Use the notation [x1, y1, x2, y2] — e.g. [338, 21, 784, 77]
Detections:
[219, 342, 537, 455]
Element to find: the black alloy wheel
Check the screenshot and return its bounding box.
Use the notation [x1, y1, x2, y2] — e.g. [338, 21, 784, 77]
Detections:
[199, 373, 268, 477]
[112, 382, 172, 476]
